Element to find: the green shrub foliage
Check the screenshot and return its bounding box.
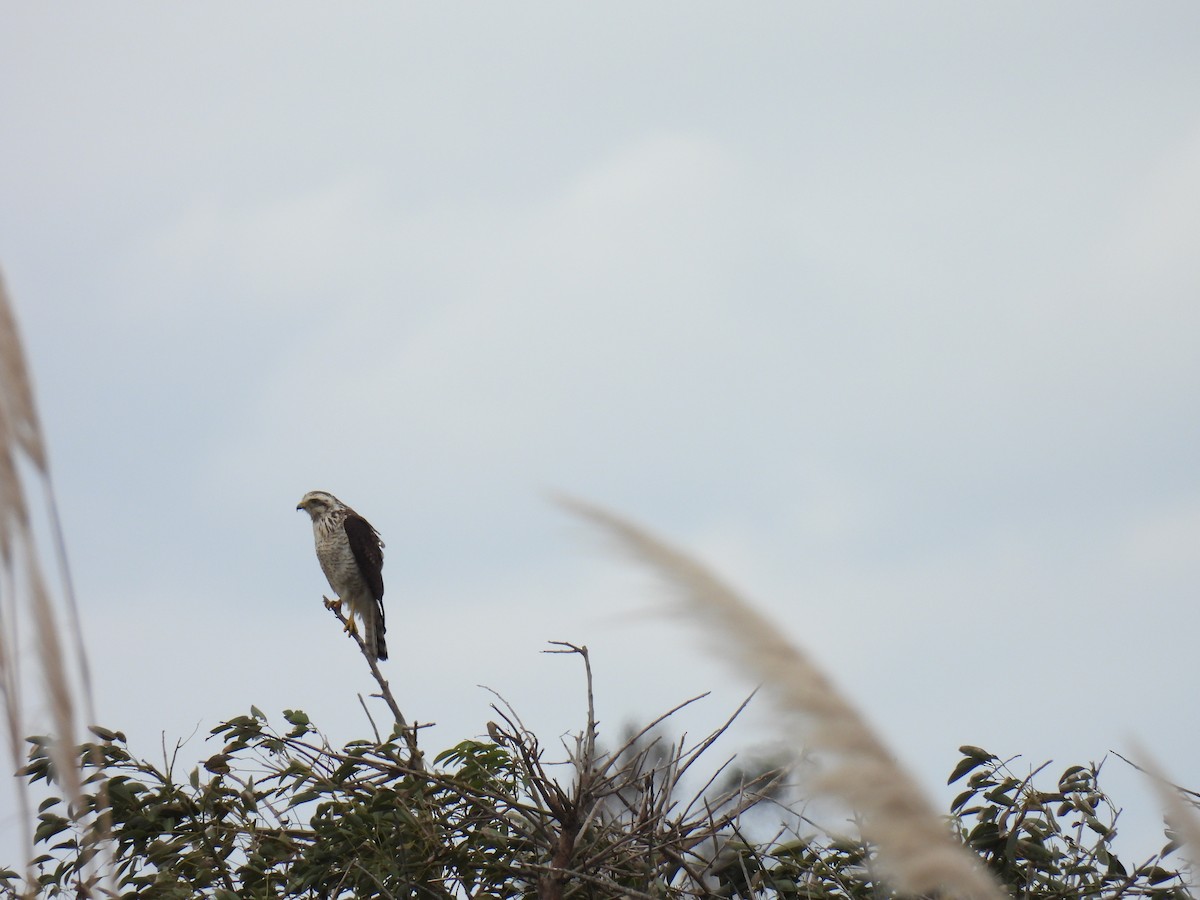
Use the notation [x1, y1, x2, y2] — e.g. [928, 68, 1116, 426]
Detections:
[2, 703, 1190, 899]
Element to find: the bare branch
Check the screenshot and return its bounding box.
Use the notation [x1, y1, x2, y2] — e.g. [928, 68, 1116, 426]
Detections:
[322, 595, 424, 771]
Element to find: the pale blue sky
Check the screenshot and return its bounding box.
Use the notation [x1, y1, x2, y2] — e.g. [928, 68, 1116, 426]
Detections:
[2, 1, 1199, 863]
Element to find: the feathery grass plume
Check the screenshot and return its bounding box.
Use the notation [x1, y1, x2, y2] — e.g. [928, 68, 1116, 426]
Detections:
[560, 497, 1007, 900]
[0, 269, 94, 888]
[1131, 742, 1200, 873]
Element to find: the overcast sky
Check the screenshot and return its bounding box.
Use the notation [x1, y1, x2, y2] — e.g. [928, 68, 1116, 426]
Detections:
[2, 2, 1199, 864]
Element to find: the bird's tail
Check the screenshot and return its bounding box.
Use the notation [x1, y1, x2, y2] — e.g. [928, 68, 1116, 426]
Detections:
[365, 606, 388, 661]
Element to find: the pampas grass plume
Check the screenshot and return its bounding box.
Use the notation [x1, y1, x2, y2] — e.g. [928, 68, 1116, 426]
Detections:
[561, 496, 1006, 900]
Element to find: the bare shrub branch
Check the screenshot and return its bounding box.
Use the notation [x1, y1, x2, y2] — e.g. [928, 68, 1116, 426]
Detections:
[321, 594, 424, 771]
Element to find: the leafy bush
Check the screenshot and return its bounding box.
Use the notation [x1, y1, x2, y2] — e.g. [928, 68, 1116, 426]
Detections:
[949, 746, 1186, 898]
[2, 651, 1189, 899]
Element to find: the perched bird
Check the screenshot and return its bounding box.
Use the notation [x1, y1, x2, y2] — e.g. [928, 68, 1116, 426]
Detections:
[296, 490, 388, 661]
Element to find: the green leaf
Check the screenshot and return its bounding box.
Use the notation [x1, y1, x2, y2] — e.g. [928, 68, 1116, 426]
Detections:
[967, 821, 1002, 851]
[983, 786, 1014, 806]
[968, 770, 997, 789]
[20, 757, 51, 783]
[948, 756, 986, 785]
[88, 725, 126, 742]
[34, 813, 70, 844]
[1058, 765, 1088, 788]
[289, 788, 322, 807]
[950, 789, 977, 813]
[958, 745, 997, 762]
[1144, 865, 1178, 885]
[204, 753, 232, 775]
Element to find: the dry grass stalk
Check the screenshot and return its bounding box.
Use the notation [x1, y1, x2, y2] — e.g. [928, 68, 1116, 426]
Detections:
[0, 281, 45, 473]
[1130, 742, 1200, 874]
[0, 270, 94, 890]
[561, 497, 1007, 900]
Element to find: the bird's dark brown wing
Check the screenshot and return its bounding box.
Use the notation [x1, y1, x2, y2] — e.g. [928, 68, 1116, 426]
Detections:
[343, 514, 385, 604]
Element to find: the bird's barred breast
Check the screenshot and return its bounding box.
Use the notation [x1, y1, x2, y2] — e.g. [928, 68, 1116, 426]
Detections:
[315, 527, 362, 597]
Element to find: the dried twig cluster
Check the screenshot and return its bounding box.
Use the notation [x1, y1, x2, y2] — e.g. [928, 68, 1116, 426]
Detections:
[483, 642, 785, 899]
[309, 616, 789, 897]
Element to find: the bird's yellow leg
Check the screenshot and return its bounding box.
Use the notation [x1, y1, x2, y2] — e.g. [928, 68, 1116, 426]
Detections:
[322, 596, 356, 634]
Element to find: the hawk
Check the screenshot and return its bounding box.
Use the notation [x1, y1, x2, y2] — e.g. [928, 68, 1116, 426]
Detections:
[297, 490, 388, 661]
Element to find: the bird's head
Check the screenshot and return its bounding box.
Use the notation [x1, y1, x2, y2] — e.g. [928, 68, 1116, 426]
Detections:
[297, 490, 341, 520]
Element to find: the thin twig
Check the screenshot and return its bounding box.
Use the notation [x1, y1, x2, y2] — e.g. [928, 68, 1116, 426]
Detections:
[1113, 749, 1200, 801]
[323, 596, 424, 771]
[358, 693, 383, 745]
